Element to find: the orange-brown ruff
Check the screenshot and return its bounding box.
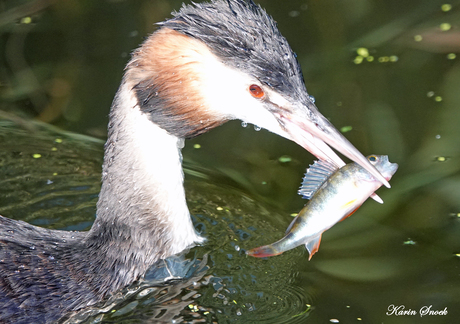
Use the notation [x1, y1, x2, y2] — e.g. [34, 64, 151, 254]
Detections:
[126, 29, 225, 137]
[0, 0, 388, 323]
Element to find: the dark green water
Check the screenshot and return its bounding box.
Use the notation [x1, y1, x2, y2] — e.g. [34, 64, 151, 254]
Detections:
[1, 0, 460, 323]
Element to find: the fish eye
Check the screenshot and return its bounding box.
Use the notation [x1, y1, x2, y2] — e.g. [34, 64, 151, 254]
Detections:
[249, 84, 265, 99]
[368, 155, 378, 163]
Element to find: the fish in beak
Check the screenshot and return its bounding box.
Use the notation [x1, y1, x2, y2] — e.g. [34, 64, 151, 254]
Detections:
[247, 155, 398, 259]
[271, 99, 391, 189]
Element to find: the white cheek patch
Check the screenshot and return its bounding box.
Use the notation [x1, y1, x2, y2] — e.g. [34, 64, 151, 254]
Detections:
[198, 52, 288, 137]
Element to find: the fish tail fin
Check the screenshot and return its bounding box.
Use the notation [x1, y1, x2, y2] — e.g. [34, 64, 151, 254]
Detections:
[305, 234, 322, 260]
[246, 244, 283, 258]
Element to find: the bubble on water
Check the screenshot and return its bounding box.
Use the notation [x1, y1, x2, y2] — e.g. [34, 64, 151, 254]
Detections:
[356, 47, 369, 57]
[278, 155, 292, 163]
[308, 95, 315, 103]
[254, 125, 261, 131]
[441, 4, 452, 12]
[20, 17, 32, 24]
[354, 56, 364, 64]
[340, 126, 353, 133]
[440, 23, 451, 31]
[241, 122, 248, 128]
[403, 238, 416, 245]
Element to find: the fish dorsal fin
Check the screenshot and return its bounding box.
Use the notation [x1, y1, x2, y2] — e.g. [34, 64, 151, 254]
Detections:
[298, 160, 338, 200]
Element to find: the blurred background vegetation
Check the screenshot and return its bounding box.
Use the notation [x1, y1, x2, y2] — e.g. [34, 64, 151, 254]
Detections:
[1, 0, 460, 214]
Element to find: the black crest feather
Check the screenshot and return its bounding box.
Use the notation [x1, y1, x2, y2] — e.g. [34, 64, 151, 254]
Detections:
[160, 0, 308, 101]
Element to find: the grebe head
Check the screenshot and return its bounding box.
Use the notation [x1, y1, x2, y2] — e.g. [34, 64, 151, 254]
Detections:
[125, 0, 389, 187]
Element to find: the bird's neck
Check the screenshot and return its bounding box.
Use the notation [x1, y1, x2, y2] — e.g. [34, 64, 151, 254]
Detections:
[88, 81, 203, 273]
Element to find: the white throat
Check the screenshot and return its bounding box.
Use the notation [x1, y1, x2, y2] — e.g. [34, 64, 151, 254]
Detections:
[95, 82, 204, 260]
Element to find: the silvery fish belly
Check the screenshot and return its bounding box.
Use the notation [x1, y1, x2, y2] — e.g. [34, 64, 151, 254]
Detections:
[247, 155, 398, 260]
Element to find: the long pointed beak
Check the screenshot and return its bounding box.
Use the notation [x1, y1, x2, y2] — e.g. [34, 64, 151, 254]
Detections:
[276, 102, 391, 188]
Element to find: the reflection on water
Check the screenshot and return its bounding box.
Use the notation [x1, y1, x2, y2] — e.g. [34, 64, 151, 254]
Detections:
[1, 0, 460, 323]
[1, 119, 459, 323]
[0, 121, 103, 229]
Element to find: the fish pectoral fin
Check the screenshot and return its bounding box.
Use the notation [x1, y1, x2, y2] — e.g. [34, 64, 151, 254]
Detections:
[339, 198, 365, 222]
[285, 216, 297, 235]
[342, 199, 357, 209]
[339, 205, 361, 222]
[305, 234, 322, 260]
[337, 199, 361, 222]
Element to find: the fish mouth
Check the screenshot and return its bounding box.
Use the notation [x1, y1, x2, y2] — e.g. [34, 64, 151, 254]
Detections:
[383, 162, 399, 180]
[372, 155, 399, 180]
[275, 101, 391, 188]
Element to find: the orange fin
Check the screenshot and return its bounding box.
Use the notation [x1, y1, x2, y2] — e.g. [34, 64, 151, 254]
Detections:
[339, 205, 362, 222]
[305, 234, 322, 260]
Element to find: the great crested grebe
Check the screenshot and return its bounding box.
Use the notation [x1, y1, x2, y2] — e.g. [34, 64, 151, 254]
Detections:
[0, 0, 389, 322]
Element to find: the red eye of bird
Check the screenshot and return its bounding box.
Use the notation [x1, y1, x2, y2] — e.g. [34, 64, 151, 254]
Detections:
[249, 84, 265, 99]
